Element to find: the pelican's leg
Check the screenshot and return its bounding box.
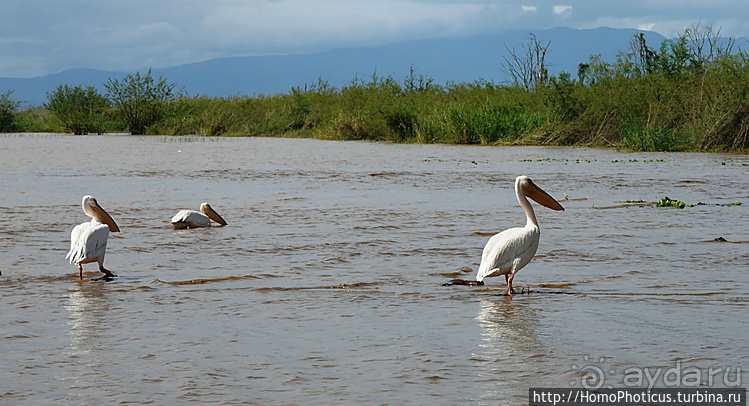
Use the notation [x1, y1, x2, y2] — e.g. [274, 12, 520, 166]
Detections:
[506, 273, 516, 295]
[98, 257, 116, 278]
[78, 264, 84, 280]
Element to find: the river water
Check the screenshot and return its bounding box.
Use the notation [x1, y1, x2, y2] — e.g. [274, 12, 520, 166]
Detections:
[1, 134, 747, 405]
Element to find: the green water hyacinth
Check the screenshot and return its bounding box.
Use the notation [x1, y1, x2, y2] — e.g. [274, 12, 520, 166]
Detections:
[656, 196, 686, 209]
[655, 197, 741, 209]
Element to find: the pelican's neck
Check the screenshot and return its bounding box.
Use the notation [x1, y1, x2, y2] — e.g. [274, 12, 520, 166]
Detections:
[83, 200, 103, 224]
[516, 180, 538, 228]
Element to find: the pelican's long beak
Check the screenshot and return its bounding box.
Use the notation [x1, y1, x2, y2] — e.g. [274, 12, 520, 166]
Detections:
[92, 205, 121, 232]
[524, 179, 565, 211]
[204, 204, 228, 226]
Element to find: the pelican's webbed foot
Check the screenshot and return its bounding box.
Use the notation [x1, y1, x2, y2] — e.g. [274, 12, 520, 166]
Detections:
[99, 267, 117, 279]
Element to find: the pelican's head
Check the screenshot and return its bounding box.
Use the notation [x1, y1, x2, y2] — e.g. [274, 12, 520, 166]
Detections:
[516, 176, 565, 211]
[82, 195, 120, 232]
[199, 203, 228, 226]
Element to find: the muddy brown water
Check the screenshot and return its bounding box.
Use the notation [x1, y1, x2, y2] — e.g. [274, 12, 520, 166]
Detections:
[1, 134, 747, 404]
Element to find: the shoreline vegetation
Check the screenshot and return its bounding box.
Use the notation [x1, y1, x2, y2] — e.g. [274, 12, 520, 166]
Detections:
[2, 25, 749, 152]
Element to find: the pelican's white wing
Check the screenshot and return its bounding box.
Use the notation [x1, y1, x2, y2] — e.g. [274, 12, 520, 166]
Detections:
[65, 222, 111, 265]
[171, 210, 211, 228]
[476, 225, 540, 282]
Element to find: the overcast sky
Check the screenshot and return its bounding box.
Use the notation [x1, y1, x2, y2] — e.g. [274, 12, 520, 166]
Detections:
[2, 0, 748, 78]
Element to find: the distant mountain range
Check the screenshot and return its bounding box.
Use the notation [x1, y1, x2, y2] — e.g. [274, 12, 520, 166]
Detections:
[0, 27, 674, 106]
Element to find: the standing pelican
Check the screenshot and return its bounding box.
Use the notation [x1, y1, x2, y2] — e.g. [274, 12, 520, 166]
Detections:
[170, 203, 227, 229]
[476, 176, 564, 295]
[65, 195, 120, 280]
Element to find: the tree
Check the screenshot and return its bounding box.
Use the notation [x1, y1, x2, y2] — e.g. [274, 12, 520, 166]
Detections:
[45, 84, 109, 134]
[104, 69, 177, 135]
[684, 22, 735, 70]
[629, 32, 657, 75]
[0, 90, 21, 132]
[501, 33, 551, 91]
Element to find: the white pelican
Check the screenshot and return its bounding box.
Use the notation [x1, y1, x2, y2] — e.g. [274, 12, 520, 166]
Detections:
[65, 195, 120, 280]
[476, 176, 564, 294]
[170, 203, 227, 229]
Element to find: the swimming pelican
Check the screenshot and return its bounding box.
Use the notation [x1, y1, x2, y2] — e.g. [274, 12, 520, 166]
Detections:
[65, 195, 120, 280]
[466, 176, 564, 294]
[170, 203, 227, 229]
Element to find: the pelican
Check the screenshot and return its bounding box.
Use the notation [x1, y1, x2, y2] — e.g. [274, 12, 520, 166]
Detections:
[65, 195, 120, 280]
[475, 176, 564, 295]
[170, 203, 227, 229]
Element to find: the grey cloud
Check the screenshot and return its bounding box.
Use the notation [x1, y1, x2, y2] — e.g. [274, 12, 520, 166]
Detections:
[1, 0, 748, 77]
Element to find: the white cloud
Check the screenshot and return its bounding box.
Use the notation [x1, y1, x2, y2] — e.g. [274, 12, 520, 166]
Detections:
[521, 5, 537, 12]
[553, 5, 573, 15]
[638, 23, 656, 31]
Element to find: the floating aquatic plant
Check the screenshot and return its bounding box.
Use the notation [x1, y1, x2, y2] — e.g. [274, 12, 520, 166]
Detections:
[656, 198, 741, 208]
[657, 196, 686, 209]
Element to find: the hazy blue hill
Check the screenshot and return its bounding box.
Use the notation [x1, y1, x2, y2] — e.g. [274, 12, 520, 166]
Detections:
[1, 27, 668, 106]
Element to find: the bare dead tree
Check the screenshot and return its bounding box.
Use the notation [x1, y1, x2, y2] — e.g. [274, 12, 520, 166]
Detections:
[685, 22, 735, 68]
[533, 34, 551, 89]
[503, 44, 533, 90]
[501, 33, 550, 91]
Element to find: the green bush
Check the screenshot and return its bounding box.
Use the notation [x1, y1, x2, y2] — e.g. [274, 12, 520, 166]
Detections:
[384, 105, 418, 141]
[0, 90, 21, 132]
[45, 84, 109, 134]
[105, 69, 177, 135]
[13, 106, 60, 132]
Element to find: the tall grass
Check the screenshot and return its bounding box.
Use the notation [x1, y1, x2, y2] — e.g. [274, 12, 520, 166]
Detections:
[620, 126, 694, 152]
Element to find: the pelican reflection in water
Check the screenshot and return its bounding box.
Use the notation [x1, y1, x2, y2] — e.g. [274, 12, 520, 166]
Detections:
[451, 176, 564, 295]
[65, 195, 120, 280]
[170, 203, 227, 229]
